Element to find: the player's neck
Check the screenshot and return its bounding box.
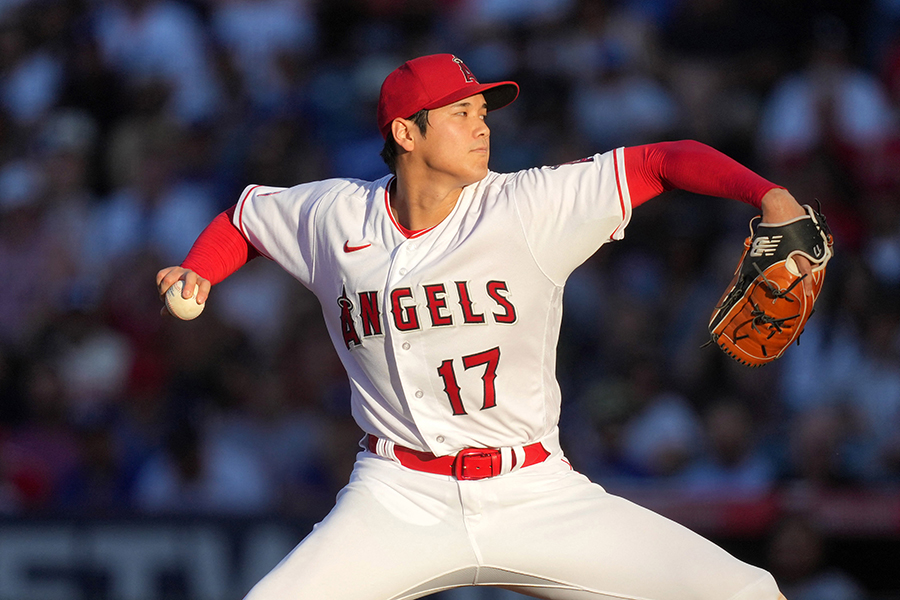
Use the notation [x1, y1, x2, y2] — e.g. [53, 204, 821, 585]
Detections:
[389, 174, 463, 232]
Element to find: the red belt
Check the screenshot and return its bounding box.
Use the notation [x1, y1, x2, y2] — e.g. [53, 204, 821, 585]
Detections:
[366, 434, 550, 480]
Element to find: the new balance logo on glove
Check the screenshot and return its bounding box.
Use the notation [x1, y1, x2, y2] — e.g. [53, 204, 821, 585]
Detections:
[749, 235, 783, 257]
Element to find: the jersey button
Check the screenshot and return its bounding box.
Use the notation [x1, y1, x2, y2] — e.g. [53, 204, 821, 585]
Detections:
[399, 268, 407, 275]
[436, 436, 445, 443]
[402, 342, 410, 350]
[415, 390, 424, 398]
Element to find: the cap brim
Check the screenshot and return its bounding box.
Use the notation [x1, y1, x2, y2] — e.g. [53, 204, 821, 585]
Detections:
[483, 82, 519, 112]
[423, 81, 520, 114]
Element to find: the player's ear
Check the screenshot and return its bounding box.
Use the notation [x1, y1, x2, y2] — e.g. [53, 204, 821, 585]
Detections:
[392, 118, 416, 152]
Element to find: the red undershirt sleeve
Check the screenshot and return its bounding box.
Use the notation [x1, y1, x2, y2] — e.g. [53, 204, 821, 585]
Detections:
[180, 205, 259, 285]
[622, 140, 783, 209]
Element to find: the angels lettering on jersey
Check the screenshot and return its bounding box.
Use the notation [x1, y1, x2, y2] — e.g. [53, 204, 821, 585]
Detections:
[337, 280, 518, 350]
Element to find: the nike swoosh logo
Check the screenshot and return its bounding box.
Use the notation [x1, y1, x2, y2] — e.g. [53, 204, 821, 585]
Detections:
[343, 241, 371, 253]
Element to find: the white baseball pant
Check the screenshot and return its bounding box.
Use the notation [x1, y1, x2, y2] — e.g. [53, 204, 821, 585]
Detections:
[243, 443, 781, 600]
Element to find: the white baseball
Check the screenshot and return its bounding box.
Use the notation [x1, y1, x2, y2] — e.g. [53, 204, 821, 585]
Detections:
[165, 280, 205, 320]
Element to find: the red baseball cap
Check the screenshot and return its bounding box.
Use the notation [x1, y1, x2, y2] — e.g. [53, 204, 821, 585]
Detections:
[377, 54, 519, 140]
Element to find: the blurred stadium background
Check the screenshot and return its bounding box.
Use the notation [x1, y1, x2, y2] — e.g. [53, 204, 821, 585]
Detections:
[1, 0, 900, 598]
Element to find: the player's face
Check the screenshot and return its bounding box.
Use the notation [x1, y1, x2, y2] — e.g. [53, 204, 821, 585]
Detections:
[415, 94, 491, 186]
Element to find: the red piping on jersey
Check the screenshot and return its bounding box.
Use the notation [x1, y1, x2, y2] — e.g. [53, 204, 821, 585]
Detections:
[236, 184, 261, 241]
[384, 176, 440, 239]
[612, 149, 627, 240]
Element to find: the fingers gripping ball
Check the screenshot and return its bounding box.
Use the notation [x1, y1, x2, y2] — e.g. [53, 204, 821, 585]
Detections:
[708, 204, 833, 367]
[165, 280, 205, 320]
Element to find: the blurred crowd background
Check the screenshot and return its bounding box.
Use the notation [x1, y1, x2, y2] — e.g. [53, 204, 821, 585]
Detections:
[1, 0, 900, 597]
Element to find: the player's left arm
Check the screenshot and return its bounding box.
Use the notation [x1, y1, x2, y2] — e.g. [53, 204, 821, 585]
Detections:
[622, 140, 813, 293]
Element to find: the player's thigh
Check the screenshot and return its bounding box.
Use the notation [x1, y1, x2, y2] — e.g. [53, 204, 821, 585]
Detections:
[243, 455, 477, 600]
[476, 461, 779, 600]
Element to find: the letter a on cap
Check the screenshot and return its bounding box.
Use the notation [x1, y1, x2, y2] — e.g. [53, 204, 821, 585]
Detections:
[452, 56, 478, 83]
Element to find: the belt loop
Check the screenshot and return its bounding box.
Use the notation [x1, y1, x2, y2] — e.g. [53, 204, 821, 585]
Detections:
[499, 447, 513, 475]
[367, 434, 398, 463]
[511, 446, 525, 471]
[377, 437, 397, 462]
[499, 446, 527, 475]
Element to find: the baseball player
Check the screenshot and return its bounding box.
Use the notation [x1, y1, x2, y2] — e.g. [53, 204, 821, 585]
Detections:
[157, 54, 810, 600]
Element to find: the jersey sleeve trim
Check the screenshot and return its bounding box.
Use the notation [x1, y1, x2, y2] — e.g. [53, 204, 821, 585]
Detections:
[234, 184, 274, 260]
[235, 184, 260, 240]
[610, 147, 633, 240]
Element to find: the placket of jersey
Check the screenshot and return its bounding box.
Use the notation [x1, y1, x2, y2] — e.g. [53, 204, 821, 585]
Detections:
[384, 227, 462, 454]
[384, 232, 435, 443]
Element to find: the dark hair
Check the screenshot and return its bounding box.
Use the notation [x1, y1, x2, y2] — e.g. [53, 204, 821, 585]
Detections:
[380, 109, 430, 174]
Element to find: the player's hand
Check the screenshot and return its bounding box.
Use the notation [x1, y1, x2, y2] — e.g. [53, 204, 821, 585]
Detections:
[759, 188, 814, 296]
[156, 267, 211, 317]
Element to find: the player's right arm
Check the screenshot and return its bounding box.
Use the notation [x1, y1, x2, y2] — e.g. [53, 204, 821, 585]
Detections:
[156, 205, 258, 310]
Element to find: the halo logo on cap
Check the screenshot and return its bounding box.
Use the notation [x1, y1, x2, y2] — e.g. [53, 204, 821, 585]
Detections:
[452, 56, 477, 83]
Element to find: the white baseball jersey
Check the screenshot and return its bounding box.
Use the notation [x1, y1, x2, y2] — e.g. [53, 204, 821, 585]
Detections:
[236, 147, 783, 600]
[235, 148, 632, 457]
